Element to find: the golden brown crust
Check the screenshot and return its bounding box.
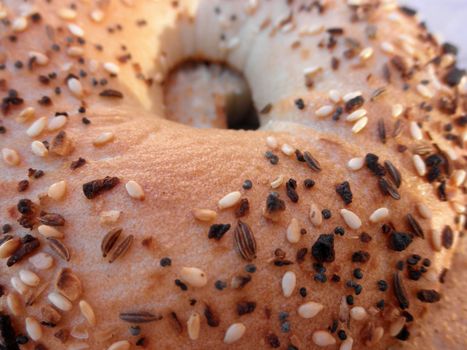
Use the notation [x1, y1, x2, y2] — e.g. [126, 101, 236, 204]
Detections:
[0, 0, 465, 349]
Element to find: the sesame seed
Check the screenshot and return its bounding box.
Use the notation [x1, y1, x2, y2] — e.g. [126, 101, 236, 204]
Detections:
[299, 24, 325, 36]
[266, 136, 278, 149]
[453, 169, 466, 187]
[67, 46, 85, 57]
[57, 8, 77, 20]
[350, 306, 367, 320]
[107, 340, 131, 350]
[392, 104, 404, 118]
[31, 141, 48, 157]
[6, 292, 23, 316]
[125, 180, 145, 200]
[340, 337, 354, 350]
[47, 115, 68, 131]
[298, 302, 323, 319]
[369, 208, 389, 223]
[412, 155, 426, 176]
[281, 143, 295, 156]
[38, 225, 64, 238]
[389, 317, 406, 337]
[351, 117, 368, 133]
[11, 276, 28, 295]
[28, 252, 54, 270]
[187, 312, 201, 340]
[17, 107, 36, 123]
[104, 62, 120, 75]
[381, 41, 396, 54]
[26, 117, 47, 137]
[329, 89, 341, 103]
[48, 180, 67, 200]
[180, 267, 207, 288]
[0, 238, 20, 259]
[343, 91, 362, 103]
[347, 157, 364, 171]
[48, 292, 73, 311]
[18, 270, 39, 287]
[286, 218, 301, 243]
[430, 229, 442, 252]
[316, 105, 334, 118]
[281, 271, 296, 297]
[304, 66, 323, 79]
[90, 9, 104, 22]
[309, 202, 322, 227]
[340, 209, 362, 230]
[416, 84, 434, 99]
[67, 78, 83, 98]
[270, 175, 284, 189]
[218, 191, 241, 209]
[25, 317, 42, 341]
[359, 47, 374, 61]
[312, 330, 336, 347]
[2, 148, 20, 166]
[409, 121, 423, 140]
[68, 23, 85, 37]
[79, 300, 97, 326]
[93, 131, 115, 146]
[192, 209, 217, 222]
[346, 109, 367, 122]
[28, 51, 49, 65]
[12, 17, 28, 32]
[224, 323, 246, 344]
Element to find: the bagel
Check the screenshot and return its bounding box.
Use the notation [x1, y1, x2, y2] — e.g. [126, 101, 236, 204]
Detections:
[0, 0, 466, 349]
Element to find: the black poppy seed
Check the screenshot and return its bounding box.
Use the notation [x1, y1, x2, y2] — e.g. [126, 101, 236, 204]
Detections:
[265, 151, 279, 165]
[329, 319, 338, 333]
[2, 224, 12, 234]
[376, 299, 385, 310]
[295, 98, 305, 110]
[314, 273, 327, 283]
[353, 268, 363, 279]
[160, 257, 171, 267]
[136, 337, 147, 346]
[242, 179, 253, 190]
[214, 280, 227, 291]
[174, 279, 188, 291]
[338, 330, 347, 340]
[422, 258, 431, 267]
[396, 326, 410, 341]
[420, 266, 427, 273]
[82, 117, 91, 125]
[278, 311, 289, 321]
[334, 226, 345, 236]
[402, 311, 414, 322]
[346, 295, 354, 305]
[300, 228, 307, 235]
[245, 264, 256, 273]
[407, 256, 418, 266]
[360, 232, 372, 243]
[0, 126, 6, 134]
[280, 321, 290, 333]
[321, 209, 331, 219]
[129, 326, 141, 336]
[288, 346, 299, 350]
[377, 280, 388, 292]
[396, 261, 404, 270]
[299, 287, 307, 297]
[408, 268, 422, 281]
[304, 179, 315, 188]
[346, 280, 356, 288]
[331, 274, 340, 282]
[78, 106, 86, 113]
[354, 284, 362, 295]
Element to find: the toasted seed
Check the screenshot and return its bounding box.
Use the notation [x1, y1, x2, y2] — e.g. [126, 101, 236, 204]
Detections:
[316, 105, 334, 117]
[281, 143, 295, 156]
[413, 143, 432, 156]
[109, 235, 133, 263]
[29, 252, 54, 270]
[266, 136, 278, 149]
[298, 302, 323, 319]
[234, 220, 257, 261]
[7, 292, 23, 316]
[416, 84, 434, 99]
[369, 208, 389, 223]
[101, 228, 122, 257]
[379, 177, 401, 200]
[0, 237, 20, 258]
[384, 161, 402, 188]
[352, 116, 369, 133]
[378, 119, 386, 143]
[99, 210, 122, 225]
[125, 180, 145, 200]
[340, 337, 354, 350]
[31, 140, 48, 157]
[281, 271, 296, 297]
[56, 268, 82, 301]
[304, 66, 323, 79]
[93, 132, 115, 146]
[107, 340, 130, 350]
[218, 191, 242, 209]
[224, 323, 246, 344]
[286, 218, 301, 243]
[12, 17, 28, 32]
[410, 121, 423, 140]
[270, 175, 284, 189]
[347, 157, 364, 171]
[416, 203, 432, 219]
[79, 300, 96, 326]
[340, 209, 362, 229]
[309, 202, 322, 227]
[430, 229, 442, 251]
[312, 330, 335, 346]
[50, 131, 74, 156]
[393, 272, 409, 309]
[11, 276, 29, 295]
[192, 209, 217, 222]
[407, 214, 424, 238]
[17, 107, 36, 123]
[303, 151, 321, 172]
[26, 317, 42, 341]
[389, 317, 405, 337]
[2, 148, 20, 166]
[48, 292, 72, 311]
[392, 104, 404, 118]
[47, 237, 71, 261]
[48, 180, 67, 200]
[19, 269, 40, 287]
[68, 78, 83, 97]
[346, 109, 367, 122]
[350, 306, 367, 321]
[360, 47, 374, 61]
[38, 225, 64, 238]
[453, 169, 466, 187]
[119, 311, 162, 323]
[187, 312, 201, 340]
[180, 267, 208, 288]
[412, 154, 426, 176]
[39, 213, 65, 227]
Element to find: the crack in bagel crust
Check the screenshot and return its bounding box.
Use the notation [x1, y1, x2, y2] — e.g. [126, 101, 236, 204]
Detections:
[0, 0, 466, 349]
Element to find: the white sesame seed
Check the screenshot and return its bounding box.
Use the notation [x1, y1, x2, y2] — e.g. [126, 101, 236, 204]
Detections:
[48, 180, 67, 200]
[19, 269, 40, 287]
[48, 292, 73, 311]
[350, 306, 367, 321]
[281, 143, 295, 156]
[266, 136, 278, 149]
[25, 317, 42, 341]
[416, 203, 432, 219]
[31, 141, 48, 157]
[90, 9, 104, 22]
[57, 8, 77, 20]
[103, 62, 120, 75]
[430, 229, 442, 252]
[17, 107, 35, 123]
[453, 169, 466, 187]
[309, 202, 322, 227]
[286, 218, 301, 243]
[304, 66, 323, 79]
[412, 154, 426, 176]
[107, 340, 130, 350]
[381, 41, 395, 54]
[352, 117, 368, 134]
[346, 109, 367, 122]
[298, 302, 323, 319]
[392, 104, 404, 118]
[451, 201, 465, 214]
[11, 276, 29, 295]
[316, 105, 334, 117]
[79, 300, 96, 326]
[192, 209, 217, 222]
[187, 312, 201, 340]
[218, 191, 241, 209]
[347, 157, 364, 171]
[67, 46, 85, 57]
[125, 180, 145, 200]
[270, 175, 284, 189]
[38, 225, 64, 238]
[416, 84, 434, 99]
[312, 330, 336, 347]
[369, 208, 389, 223]
[340, 209, 362, 229]
[389, 317, 405, 337]
[29, 253, 54, 270]
[299, 24, 324, 36]
[47, 115, 68, 131]
[93, 131, 115, 146]
[459, 75, 467, 94]
[68, 23, 85, 37]
[343, 91, 362, 103]
[0, 238, 20, 258]
[26, 117, 47, 137]
[223, 323, 246, 344]
[282, 271, 296, 297]
[7, 292, 23, 316]
[340, 337, 354, 350]
[28, 51, 49, 65]
[410, 121, 423, 140]
[2, 148, 20, 166]
[359, 47, 374, 61]
[68, 78, 83, 97]
[180, 267, 207, 288]
[12, 17, 28, 32]
[329, 89, 341, 103]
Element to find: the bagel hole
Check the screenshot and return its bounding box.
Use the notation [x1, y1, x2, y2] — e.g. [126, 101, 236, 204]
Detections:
[163, 61, 259, 130]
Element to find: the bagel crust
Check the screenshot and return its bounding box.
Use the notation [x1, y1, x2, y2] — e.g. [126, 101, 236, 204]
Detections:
[0, 0, 466, 349]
